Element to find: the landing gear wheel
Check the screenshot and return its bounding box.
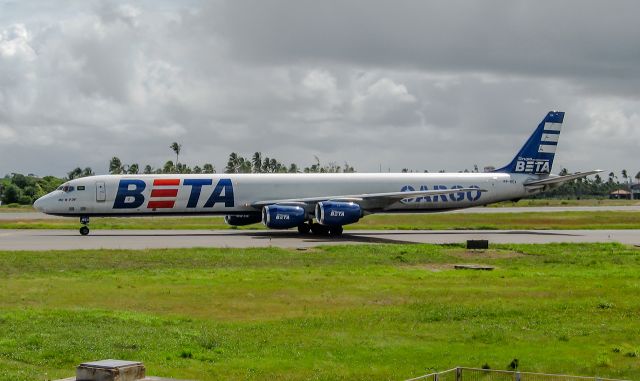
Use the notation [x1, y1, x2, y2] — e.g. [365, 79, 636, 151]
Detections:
[297, 223, 311, 234]
[329, 226, 343, 237]
[79, 216, 90, 236]
[311, 223, 329, 235]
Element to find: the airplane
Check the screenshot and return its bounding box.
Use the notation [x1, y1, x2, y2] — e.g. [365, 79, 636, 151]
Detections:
[34, 111, 601, 236]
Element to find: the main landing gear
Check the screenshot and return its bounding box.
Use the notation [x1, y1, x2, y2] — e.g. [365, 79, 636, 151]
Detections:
[79, 216, 90, 236]
[297, 222, 343, 236]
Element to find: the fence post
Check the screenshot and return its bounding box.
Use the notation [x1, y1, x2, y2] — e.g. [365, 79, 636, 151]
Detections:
[456, 367, 462, 381]
[515, 372, 520, 381]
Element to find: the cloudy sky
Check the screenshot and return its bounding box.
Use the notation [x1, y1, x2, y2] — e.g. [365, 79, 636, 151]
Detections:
[1, 0, 639, 178]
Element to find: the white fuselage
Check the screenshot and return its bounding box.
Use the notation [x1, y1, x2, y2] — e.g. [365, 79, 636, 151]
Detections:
[34, 172, 539, 217]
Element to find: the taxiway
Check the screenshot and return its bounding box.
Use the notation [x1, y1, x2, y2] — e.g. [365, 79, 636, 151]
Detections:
[1, 229, 638, 250]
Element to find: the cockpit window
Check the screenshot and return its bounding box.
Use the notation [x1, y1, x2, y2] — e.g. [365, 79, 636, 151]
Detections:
[62, 185, 75, 192]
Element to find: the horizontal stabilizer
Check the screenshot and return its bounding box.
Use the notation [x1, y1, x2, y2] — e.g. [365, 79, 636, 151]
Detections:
[524, 170, 603, 188]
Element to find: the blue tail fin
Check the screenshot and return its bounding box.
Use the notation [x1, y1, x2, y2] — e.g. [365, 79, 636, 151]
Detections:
[495, 111, 564, 175]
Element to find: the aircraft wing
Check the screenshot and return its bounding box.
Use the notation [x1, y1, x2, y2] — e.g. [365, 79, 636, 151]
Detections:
[251, 187, 487, 211]
[523, 170, 603, 188]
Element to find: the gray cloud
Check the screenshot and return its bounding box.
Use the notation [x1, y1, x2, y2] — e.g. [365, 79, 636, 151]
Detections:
[0, 1, 638, 178]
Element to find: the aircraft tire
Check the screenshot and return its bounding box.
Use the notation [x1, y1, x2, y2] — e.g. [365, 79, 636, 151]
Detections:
[329, 226, 343, 236]
[311, 223, 329, 235]
[297, 223, 311, 234]
[79, 226, 90, 236]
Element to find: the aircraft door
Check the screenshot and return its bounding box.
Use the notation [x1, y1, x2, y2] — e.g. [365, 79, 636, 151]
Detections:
[96, 181, 106, 202]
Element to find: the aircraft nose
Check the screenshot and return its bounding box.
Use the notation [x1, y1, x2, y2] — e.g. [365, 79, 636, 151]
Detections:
[34, 195, 47, 213]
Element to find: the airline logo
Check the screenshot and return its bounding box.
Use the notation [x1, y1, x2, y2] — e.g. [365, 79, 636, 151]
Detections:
[113, 178, 234, 209]
[148, 179, 180, 209]
[514, 158, 551, 174]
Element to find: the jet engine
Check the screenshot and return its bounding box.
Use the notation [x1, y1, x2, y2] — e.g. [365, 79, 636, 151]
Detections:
[224, 214, 262, 226]
[262, 204, 306, 229]
[315, 201, 361, 226]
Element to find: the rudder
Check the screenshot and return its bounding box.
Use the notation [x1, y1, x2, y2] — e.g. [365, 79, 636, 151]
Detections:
[495, 111, 564, 175]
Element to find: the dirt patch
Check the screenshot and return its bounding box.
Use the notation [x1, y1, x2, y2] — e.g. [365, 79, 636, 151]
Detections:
[406, 263, 502, 272]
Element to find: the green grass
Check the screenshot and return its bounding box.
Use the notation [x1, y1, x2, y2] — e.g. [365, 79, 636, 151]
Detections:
[488, 199, 639, 207]
[0, 243, 639, 380]
[0, 204, 34, 212]
[3, 211, 640, 230]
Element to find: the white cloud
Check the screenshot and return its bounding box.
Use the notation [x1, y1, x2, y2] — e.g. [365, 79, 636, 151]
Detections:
[0, 24, 35, 59]
[302, 69, 337, 93]
[351, 77, 417, 125]
[0, 1, 638, 177]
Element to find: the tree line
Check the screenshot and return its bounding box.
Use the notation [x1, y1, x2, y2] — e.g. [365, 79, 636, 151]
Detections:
[0, 143, 356, 205]
[105, 152, 355, 175]
[532, 169, 640, 199]
[1, 141, 637, 205]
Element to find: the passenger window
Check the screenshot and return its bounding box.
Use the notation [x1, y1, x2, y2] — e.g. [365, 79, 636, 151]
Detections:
[77, 186, 85, 191]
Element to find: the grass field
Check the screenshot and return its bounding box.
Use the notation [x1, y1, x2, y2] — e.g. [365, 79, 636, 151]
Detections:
[3, 211, 640, 231]
[0, 243, 639, 380]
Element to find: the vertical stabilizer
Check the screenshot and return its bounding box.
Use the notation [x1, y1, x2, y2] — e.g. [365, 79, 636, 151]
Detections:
[495, 111, 564, 175]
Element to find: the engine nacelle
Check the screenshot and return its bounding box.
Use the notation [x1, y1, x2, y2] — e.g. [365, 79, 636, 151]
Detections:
[315, 201, 361, 226]
[262, 205, 306, 229]
[224, 214, 262, 226]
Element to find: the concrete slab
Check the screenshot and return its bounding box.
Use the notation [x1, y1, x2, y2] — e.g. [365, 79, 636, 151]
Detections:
[76, 359, 144, 381]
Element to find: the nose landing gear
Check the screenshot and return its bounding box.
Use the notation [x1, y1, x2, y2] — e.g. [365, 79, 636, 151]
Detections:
[79, 216, 90, 236]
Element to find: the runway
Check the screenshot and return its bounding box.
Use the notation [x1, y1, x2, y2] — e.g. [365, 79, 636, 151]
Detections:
[1, 229, 638, 250]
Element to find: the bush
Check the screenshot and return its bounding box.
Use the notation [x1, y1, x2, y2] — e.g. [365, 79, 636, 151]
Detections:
[1, 184, 21, 204]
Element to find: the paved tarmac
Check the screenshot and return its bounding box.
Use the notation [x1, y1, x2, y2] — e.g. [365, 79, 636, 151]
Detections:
[1, 229, 639, 250]
[1, 205, 639, 221]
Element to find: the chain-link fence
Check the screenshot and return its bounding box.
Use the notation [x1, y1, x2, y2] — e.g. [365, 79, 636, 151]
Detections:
[405, 367, 630, 381]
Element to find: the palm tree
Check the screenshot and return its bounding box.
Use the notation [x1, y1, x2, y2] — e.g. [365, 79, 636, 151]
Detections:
[202, 163, 215, 174]
[82, 167, 94, 177]
[163, 160, 175, 173]
[128, 163, 139, 174]
[170, 142, 182, 171]
[109, 157, 123, 174]
[252, 152, 262, 173]
[636, 171, 640, 184]
[226, 153, 239, 173]
[67, 167, 83, 180]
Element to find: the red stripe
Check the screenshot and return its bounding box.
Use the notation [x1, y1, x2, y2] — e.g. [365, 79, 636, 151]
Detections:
[153, 179, 180, 186]
[147, 200, 175, 209]
[151, 189, 178, 198]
